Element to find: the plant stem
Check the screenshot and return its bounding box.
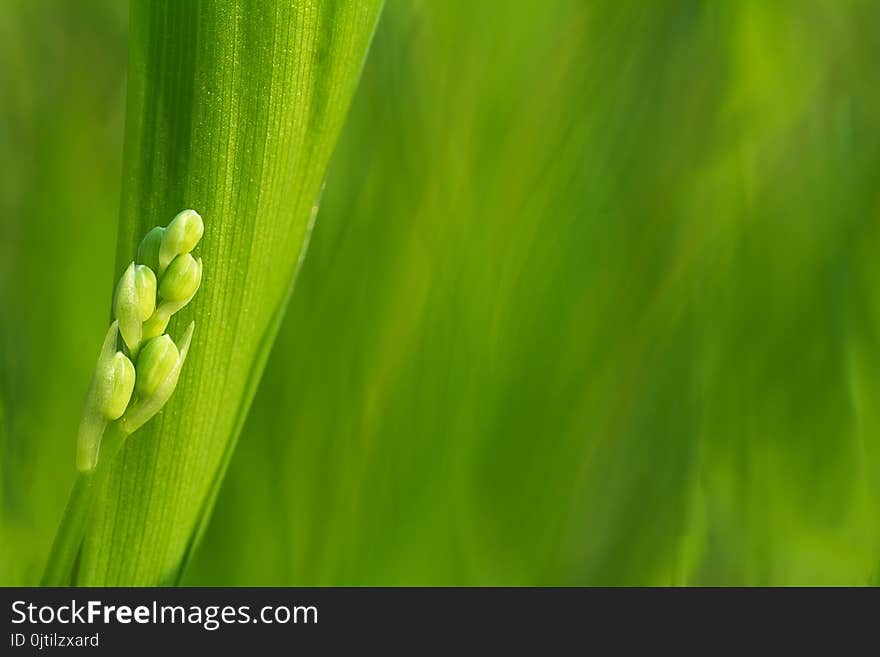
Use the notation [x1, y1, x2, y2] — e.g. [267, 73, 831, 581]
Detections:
[41, 425, 127, 586]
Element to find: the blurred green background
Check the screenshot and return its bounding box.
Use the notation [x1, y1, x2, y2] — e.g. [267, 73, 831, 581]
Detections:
[3, 0, 880, 585]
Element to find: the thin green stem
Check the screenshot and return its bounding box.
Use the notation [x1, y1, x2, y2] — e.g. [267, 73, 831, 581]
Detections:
[41, 425, 127, 586]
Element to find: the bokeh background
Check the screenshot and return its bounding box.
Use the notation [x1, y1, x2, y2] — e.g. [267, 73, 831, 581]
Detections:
[3, 0, 880, 585]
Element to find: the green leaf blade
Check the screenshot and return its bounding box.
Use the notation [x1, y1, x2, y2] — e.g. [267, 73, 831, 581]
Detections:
[77, 0, 383, 585]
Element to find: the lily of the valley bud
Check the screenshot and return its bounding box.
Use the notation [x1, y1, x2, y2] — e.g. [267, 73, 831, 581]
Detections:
[160, 253, 202, 302]
[137, 226, 165, 274]
[159, 209, 204, 275]
[136, 334, 180, 399]
[134, 264, 157, 320]
[96, 352, 136, 421]
[114, 262, 143, 355]
[77, 321, 128, 472]
[121, 322, 195, 435]
[141, 255, 203, 342]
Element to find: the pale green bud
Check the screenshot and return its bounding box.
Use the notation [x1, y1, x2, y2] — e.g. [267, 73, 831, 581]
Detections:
[160, 253, 202, 302]
[134, 264, 157, 321]
[159, 209, 203, 275]
[137, 226, 165, 273]
[141, 253, 202, 340]
[135, 334, 180, 399]
[113, 262, 143, 354]
[141, 256, 202, 342]
[121, 322, 194, 435]
[77, 321, 126, 471]
[96, 352, 136, 421]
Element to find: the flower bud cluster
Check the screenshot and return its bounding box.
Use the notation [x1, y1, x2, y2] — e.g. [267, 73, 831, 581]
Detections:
[76, 210, 204, 471]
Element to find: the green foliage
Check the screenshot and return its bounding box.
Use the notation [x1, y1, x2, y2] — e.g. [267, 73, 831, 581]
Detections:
[3, 0, 880, 586]
[188, 0, 880, 585]
[75, 0, 383, 585]
[0, 0, 128, 586]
